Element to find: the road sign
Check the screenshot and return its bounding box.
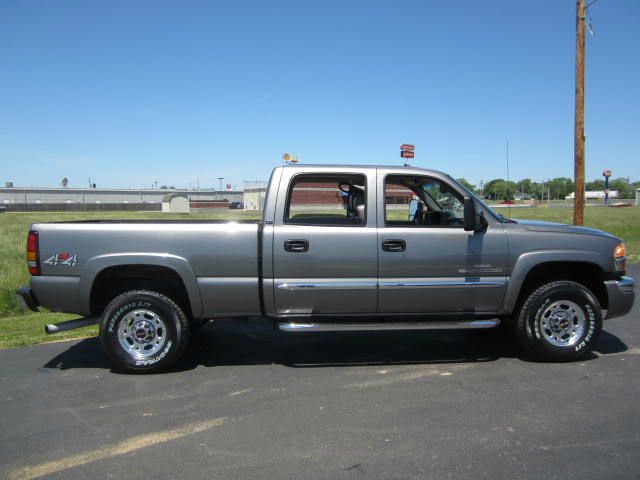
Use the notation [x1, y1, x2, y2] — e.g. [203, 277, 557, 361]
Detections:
[401, 151, 414, 159]
[400, 144, 415, 151]
[602, 169, 612, 177]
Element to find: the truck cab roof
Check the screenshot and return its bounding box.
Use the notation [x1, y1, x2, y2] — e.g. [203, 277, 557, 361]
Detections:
[279, 163, 449, 178]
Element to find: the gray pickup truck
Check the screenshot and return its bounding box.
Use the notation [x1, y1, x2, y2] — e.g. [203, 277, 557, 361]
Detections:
[17, 164, 635, 372]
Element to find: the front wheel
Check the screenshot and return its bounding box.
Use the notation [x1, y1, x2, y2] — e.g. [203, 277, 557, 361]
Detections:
[515, 281, 602, 362]
[99, 290, 190, 373]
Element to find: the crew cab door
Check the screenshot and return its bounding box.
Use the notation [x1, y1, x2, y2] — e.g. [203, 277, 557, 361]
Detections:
[271, 168, 378, 315]
[377, 173, 508, 314]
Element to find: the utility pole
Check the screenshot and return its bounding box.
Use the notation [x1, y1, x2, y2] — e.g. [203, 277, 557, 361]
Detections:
[573, 0, 586, 225]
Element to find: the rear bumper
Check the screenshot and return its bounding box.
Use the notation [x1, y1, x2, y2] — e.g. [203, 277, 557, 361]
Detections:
[16, 286, 39, 312]
[604, 276, 635, 320]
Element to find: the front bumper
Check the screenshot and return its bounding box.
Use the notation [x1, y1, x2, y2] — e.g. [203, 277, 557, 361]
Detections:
[16, 286, 39, 312]
[604, 276, 635, 320]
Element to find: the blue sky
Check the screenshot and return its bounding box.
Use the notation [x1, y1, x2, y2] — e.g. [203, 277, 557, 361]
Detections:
[1, 0, 638, 189]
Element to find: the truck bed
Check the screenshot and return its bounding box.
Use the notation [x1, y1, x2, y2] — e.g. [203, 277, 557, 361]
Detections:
[30, 221, 263, 319]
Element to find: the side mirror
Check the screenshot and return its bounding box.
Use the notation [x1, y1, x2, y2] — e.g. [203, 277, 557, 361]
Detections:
[464, 196, 486, 232]
[463, 197, 475, 231]
[408, 199, 418, 222]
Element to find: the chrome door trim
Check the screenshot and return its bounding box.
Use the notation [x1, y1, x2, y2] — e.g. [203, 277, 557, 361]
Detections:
[277, 280, 377, 291]
[379, 277, 507, 289]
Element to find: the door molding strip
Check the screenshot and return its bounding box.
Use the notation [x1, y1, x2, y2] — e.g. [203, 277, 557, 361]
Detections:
[277, 281, 377, 291]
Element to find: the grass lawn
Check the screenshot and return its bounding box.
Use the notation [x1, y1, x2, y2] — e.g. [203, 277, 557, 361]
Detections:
[0, 312, 97, 349]
[0, 206, 637, 348]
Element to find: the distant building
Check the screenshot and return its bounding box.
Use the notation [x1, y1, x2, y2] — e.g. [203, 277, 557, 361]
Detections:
[565, 191, 619, 200]
[244, 181, 268, 210]
[162, 193, 189, 213]
[0, 186, 243, 211]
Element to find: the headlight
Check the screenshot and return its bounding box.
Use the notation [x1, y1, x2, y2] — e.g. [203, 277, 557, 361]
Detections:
[614, 242, 626, 272]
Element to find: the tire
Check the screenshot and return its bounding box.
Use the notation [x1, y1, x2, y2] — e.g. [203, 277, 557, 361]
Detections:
[515, 280, 602, 362]
[99, 290, 190, 373]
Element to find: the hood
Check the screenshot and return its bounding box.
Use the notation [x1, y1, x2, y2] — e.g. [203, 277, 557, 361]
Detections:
[513, 219, 617, 239]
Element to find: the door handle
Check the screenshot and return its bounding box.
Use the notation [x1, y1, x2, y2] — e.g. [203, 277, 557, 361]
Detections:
[382, 239, 406, 252]
[284, 239, 309, 252]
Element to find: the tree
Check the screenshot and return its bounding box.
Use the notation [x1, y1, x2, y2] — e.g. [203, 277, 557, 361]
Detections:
[484, 179, 516, 200]
[483, 179, 504, 200]
[608, 178, 632, 198]
[585, 179, 604, 191]
[456, 178, 476, 193]
[516, 178, 532, 195]
[530, 181, 543, 200]
[548, 177, 574, 200]
[482, 176, 636, 200]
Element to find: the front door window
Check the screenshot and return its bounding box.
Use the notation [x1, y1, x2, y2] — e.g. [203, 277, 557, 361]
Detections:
[385, 176, 464, 227]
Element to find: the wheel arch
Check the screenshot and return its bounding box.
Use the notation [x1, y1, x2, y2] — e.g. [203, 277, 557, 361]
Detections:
[82, 254, 202, 319]
[504, 251, 610, 314]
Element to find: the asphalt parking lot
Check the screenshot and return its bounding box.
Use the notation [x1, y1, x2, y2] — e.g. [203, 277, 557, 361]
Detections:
[1, 266, 638, 480]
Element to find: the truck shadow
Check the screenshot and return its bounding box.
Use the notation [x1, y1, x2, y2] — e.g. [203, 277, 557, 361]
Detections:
[42, 320, 629, 373]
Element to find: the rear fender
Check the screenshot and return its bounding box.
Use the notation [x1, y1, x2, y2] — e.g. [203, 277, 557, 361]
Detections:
[80, 253, 202, 318]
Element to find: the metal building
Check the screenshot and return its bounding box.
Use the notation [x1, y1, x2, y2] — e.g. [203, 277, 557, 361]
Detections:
[0, 187, 243, 211]
[243, 181, 268, 210]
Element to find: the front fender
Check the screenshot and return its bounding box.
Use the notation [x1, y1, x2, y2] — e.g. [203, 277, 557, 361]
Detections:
[502, 249, 610, 313]
[80, 253, 203, 319]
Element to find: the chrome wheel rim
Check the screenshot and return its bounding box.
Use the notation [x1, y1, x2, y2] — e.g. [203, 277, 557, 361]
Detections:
[539, 300, 586, 347]
[117, 309, 167, 358]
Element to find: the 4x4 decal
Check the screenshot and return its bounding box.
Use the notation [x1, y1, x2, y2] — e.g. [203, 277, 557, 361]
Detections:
[43, 252, 78, 267]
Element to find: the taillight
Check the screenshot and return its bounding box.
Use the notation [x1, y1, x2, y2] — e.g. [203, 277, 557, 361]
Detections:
[27, 230, 40, 276]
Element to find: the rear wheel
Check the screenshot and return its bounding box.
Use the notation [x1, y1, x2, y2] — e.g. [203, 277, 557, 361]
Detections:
[99, 290, 190, 373]
[515, 281, 602, 362]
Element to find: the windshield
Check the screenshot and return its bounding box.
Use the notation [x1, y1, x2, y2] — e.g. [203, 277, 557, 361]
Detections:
[446, 175, 505, 222]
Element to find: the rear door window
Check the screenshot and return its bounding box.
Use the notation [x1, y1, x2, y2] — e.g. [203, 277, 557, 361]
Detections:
[285, 174, 367, 226]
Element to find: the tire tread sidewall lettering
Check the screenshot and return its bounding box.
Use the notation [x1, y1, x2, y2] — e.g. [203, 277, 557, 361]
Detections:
[99, 290, 190, 373]
[516, 280, 602, 362]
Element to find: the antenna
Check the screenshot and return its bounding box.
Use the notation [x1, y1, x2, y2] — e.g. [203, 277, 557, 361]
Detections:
[506, 141, 511, 219]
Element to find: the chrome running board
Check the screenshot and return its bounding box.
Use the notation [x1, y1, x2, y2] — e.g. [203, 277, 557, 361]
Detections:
[277, 319, 500, 332]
